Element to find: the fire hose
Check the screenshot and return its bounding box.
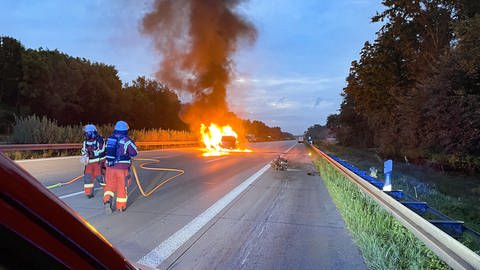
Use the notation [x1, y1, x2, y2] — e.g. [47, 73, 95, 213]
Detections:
[47, 175, 84, 189]
[46, 158, 184, 197]
[130, 158, 184, 197]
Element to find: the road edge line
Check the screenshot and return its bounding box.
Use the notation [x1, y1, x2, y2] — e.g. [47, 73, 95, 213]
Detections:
[137, 163, 271, 268]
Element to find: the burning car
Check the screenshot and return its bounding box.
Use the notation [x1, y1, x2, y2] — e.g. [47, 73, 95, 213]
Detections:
[220, 135, 237, 149]
[200, 123, 251, 156]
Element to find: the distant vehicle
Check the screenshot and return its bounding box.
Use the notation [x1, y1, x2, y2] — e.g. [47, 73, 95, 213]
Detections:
[0, 152, 148, 269]
[245, 134, 256, 142]
[221, 136, 237, 149]
[297, 137, 304, 143]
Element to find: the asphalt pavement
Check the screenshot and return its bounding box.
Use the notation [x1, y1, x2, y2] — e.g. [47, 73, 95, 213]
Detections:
[17, 141, 366, 270]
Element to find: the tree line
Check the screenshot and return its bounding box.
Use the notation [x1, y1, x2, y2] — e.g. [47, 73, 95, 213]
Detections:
[0, 37, 187, 131]
[304, 124, 332, 143]
[243, 119, 293, 141]
[327, 0, 480, 172]
[0, 37, 289, 140]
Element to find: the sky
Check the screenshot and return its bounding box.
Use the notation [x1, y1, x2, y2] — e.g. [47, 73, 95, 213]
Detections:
[0, 0, 384, 135]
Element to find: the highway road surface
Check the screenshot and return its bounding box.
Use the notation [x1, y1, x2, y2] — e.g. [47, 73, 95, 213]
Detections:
[17, 141, 366, 269]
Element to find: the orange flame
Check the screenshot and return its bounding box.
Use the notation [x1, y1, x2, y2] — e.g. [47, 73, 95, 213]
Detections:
[200, 123, 251, 156]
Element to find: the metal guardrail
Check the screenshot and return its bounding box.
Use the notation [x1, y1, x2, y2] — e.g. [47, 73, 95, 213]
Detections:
[326, 154, 480, 241]
[0, 141, 199, 152]
[0, 143, 82, 151]
[309, 144, 480, 270]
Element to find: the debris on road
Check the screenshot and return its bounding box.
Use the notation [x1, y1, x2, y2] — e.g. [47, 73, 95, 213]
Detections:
[271, 156, 288, 171]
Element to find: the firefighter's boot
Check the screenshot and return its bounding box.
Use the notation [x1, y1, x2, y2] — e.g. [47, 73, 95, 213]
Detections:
[104, 199, 113, 215]
[84, 174, 94, 198]
[96, 175, 106, 187]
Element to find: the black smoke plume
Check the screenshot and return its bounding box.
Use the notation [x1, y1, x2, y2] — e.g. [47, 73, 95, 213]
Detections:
[142, 0, 256, 130]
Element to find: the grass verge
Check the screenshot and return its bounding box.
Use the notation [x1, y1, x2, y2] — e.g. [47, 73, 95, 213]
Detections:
[314, 156, 450, 270]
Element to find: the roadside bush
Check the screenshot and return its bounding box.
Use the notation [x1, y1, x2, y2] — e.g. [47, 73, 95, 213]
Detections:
[10, 115, 83, 143]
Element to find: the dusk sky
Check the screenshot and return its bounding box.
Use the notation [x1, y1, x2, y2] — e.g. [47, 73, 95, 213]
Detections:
[1, 0, 384, 134]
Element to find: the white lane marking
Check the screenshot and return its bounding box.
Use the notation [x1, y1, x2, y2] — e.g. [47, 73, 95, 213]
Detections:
[205, 157, 227, 163]
[59, 191, 85, 199]
[137, 163, 271, 268]
[58, 188, 102, 199]
[241, 250, 252, 266]
[150, 154, 181, 159]
[284, 143, 297, 153]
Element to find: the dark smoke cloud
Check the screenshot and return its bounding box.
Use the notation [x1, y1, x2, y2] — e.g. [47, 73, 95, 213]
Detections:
[142, 0, 256, 129]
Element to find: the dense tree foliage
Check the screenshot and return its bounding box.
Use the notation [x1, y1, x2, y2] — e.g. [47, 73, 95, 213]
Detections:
[20, 48, 123, 125]
[0, 36, 188, 132]
[0, 37, 287, 138]
[243, 119, 293, 141]
[0, 37, 23, 131]
[304, 124, 331, 143]
[328, 0, 480, 172]
[121, 77, 187, 130]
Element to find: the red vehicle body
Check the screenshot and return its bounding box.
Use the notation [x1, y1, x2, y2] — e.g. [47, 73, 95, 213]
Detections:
[0, 152, 148, 269]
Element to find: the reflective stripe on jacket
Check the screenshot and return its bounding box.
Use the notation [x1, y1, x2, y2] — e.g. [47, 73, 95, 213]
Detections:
[109, 136, 138, 169]
[82, 137, 106, 163]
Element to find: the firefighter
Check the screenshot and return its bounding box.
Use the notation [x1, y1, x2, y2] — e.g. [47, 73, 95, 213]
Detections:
[103, 120, 138, 214]
[81, 124, 106, 198]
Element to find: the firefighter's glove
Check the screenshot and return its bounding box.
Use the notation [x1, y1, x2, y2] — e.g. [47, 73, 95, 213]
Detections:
[80, 154, 89, 165]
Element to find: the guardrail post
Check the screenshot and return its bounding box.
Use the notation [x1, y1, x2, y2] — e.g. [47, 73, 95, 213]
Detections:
[383, 159, 392, 191]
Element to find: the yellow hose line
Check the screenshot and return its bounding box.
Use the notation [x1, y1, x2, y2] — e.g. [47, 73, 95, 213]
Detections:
[131, 158, 184, 197]
[47, 174, 83, 189]
[46, 158, 183, 196]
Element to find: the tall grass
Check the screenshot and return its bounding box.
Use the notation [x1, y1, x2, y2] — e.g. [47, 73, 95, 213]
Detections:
[9, 115, 197, 144]
[6, 115, 197, 160]
[10, 115, 83, 144]
[314, 157, 450, 270]
[130, 128, 197, 142]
